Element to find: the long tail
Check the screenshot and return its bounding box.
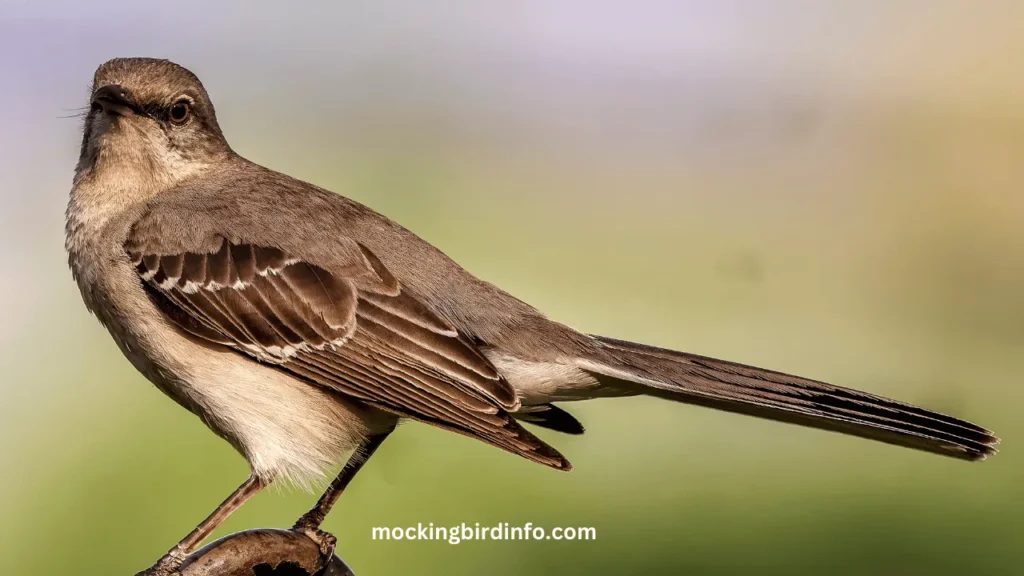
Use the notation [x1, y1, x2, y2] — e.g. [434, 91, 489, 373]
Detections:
[580, 335, 999, 461]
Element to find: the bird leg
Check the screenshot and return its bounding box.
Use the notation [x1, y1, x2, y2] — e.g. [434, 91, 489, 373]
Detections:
[136, 474, 266, 576]
[293, 431, 392, 557]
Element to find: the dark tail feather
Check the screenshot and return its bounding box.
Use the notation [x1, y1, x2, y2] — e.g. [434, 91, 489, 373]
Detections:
[515, 403, 586, 435]
[582, 335, 999, 461]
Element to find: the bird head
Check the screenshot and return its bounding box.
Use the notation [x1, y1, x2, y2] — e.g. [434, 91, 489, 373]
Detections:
[77, 58, 230, 186]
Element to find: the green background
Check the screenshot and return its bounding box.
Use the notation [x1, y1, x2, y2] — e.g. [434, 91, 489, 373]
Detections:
[1, 2, 1021, 574]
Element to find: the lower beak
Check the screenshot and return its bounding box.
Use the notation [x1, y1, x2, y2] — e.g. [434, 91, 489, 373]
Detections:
[91, 84, 136, 116]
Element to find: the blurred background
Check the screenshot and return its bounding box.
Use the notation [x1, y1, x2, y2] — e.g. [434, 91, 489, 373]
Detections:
[1, 1, 1022, 574]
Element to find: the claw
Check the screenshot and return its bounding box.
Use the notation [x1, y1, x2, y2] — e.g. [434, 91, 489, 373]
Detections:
[293, 522, 338, 560]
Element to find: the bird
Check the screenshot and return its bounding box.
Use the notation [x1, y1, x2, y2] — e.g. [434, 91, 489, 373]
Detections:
[66, 58, 998, 575]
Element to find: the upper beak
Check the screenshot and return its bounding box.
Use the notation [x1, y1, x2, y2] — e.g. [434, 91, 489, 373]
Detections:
[91, 84, 136, 116]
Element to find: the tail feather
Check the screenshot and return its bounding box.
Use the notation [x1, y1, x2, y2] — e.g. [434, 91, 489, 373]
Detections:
[515, 403, 586, 435]
[582, 335, 999, 461]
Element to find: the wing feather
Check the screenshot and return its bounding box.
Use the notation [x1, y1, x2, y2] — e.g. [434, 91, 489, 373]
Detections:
[129, 234, 569, 470]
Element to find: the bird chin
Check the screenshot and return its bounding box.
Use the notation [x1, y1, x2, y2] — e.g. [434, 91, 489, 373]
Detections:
[91, 115, 148, 153]
[84, 113, 119, 150]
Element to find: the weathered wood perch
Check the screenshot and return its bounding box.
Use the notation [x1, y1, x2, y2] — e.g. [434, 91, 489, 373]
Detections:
[176, 529, 353, 576]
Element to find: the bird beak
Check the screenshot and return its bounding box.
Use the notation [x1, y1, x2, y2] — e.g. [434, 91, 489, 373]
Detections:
[91, 84, 136, 116]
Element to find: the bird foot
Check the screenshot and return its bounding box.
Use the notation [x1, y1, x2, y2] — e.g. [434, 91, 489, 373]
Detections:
[134, 547, 186, 576]
[292, 521, 338, 559]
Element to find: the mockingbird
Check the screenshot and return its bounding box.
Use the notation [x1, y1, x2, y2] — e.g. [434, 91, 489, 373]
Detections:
[67, 58, 998, 575]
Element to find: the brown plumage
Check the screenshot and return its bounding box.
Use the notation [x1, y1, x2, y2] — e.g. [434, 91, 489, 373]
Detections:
[120, 164, 998, 467]
[66, 57, 998, 574]
[131, 237, 568, 469]
[586, 337, 996, 461]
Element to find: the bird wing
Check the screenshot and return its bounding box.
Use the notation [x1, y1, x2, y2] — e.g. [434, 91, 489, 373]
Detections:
[126, 215, 570, 470]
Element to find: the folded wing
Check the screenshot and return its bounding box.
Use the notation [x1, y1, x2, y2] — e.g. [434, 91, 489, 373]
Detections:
[128, 235, 571, 470]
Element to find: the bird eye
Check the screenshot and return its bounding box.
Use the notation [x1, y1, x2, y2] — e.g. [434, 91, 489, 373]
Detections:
[169, 100, 191, 125]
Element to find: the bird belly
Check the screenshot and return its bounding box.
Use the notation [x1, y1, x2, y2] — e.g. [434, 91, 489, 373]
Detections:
[164, 346, 384, 489]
